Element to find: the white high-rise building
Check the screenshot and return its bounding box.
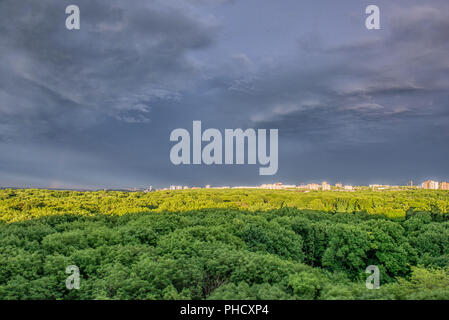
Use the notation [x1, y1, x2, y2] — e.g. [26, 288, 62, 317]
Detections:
[421, 180, 439, 190]
[430, 181, 439, 190]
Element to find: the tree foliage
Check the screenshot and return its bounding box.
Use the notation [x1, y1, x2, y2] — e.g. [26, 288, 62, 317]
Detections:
[0, 188, 448, 299]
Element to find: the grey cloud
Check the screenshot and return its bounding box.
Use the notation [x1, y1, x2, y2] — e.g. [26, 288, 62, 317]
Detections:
[1, 0, 449, 188]
[0, 0, 218, 140]
[224, 4, 449, 144]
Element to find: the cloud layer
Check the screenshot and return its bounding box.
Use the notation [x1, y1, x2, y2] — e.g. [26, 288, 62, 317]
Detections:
[0, 0, 448, 188]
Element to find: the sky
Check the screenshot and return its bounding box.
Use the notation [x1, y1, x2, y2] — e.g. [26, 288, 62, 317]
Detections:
[0, 0, 449, 189]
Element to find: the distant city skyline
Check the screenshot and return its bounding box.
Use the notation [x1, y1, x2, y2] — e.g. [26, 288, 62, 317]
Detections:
[154, 179, 449, 191]
[1, 0, 449, 189]
[3, 178, 448, 192]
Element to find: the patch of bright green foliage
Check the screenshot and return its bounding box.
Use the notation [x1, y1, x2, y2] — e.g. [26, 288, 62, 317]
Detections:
[0, 188, 448, 299]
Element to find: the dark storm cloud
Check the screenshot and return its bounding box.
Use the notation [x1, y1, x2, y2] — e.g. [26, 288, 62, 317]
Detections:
[0, 0, 222, 187]
[173, 1, 449, 185]
[231, 4, 449, 148]
[0, 0, 217, 140]
[0, 0, 448, 188]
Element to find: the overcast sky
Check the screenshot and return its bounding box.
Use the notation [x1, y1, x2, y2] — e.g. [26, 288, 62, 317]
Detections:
[1, 0, 449, 189]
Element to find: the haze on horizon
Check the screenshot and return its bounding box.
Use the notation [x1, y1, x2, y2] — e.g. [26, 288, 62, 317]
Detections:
[1, 0, 449, 189]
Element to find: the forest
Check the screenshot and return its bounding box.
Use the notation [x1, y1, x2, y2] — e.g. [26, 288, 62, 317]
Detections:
[0, 188, 448, 299]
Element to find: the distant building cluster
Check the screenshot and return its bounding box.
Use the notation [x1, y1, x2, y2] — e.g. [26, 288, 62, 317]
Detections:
[369, 184, 400, 190]
[235, 182, 354, 191]
[421, 180, 449, 190]
[260, 182, 294, 189]
[141, 182, 354, 192]
[138, 179, 449, 192]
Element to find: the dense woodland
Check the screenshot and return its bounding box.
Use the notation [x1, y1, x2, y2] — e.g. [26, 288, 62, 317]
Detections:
[0, 188, 448, 299]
